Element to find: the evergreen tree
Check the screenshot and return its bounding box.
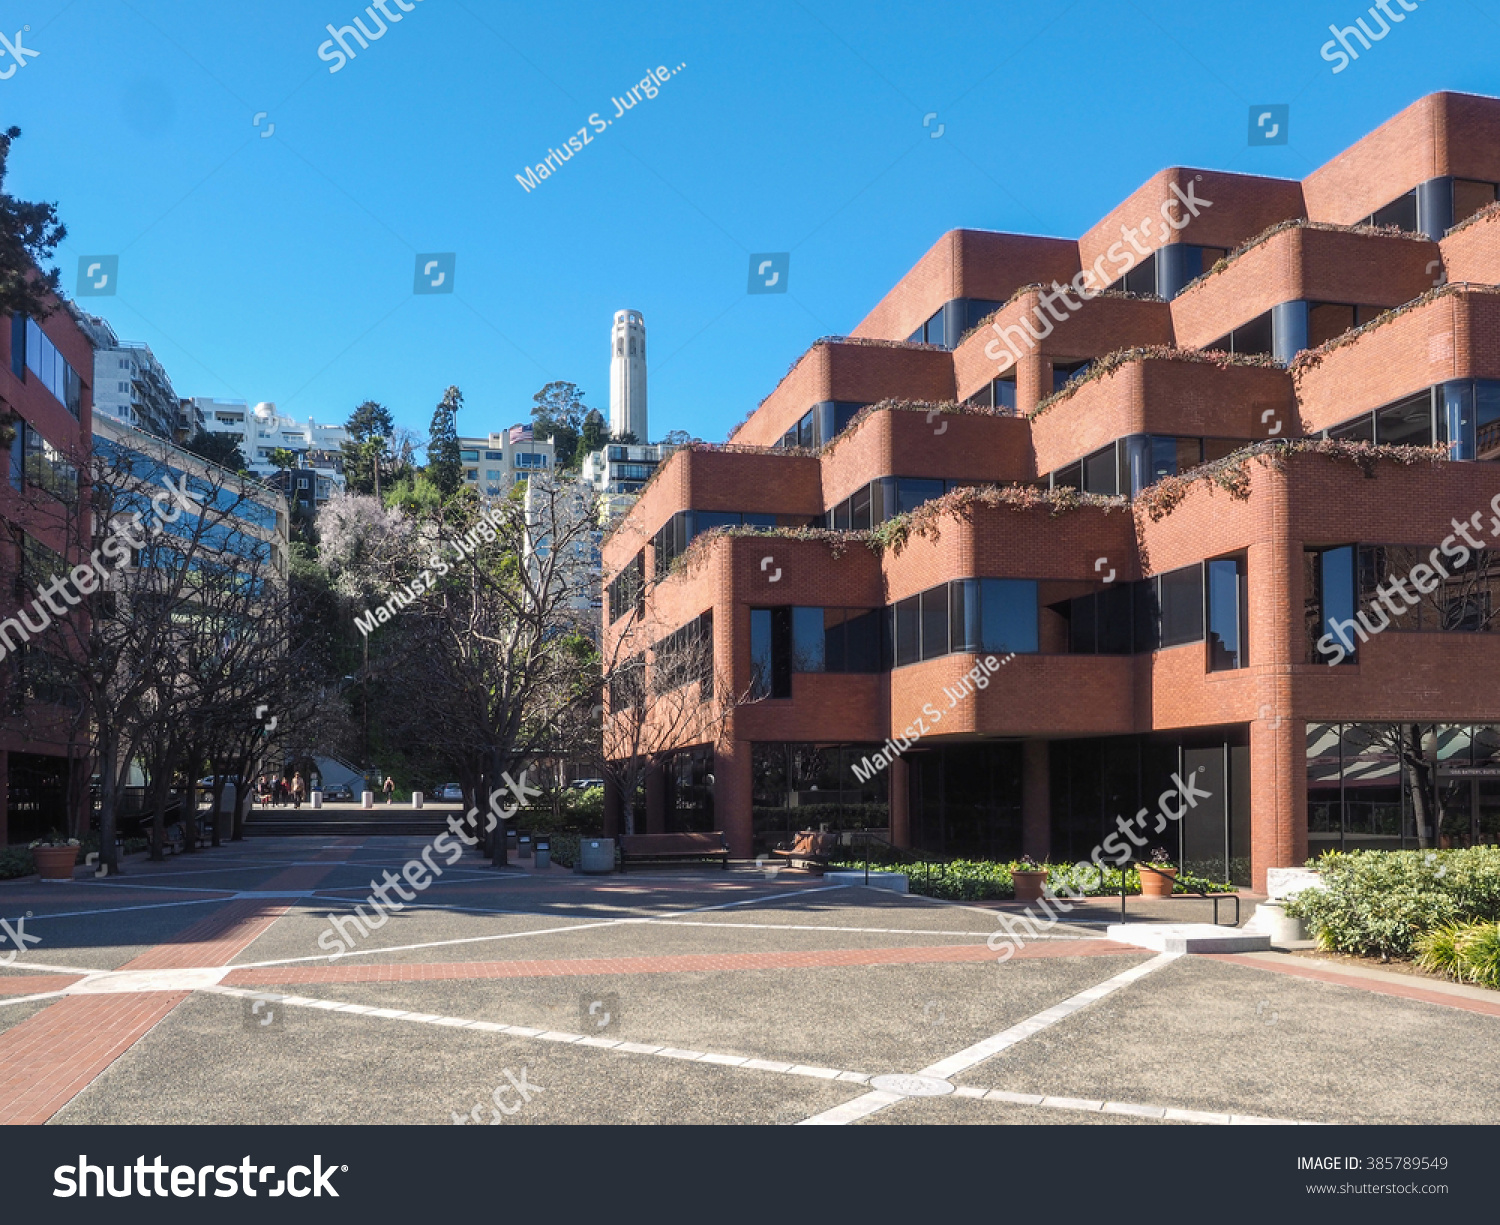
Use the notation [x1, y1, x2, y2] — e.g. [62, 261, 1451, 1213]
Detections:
[342, 400, 394, 495]
[427, 385, 464, 497]
[578, 409, 608, 461]
[0, 127, 67, 320]
[530, 381, 592, 469]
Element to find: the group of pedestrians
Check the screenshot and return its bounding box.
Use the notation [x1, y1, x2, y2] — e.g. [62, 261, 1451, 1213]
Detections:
[256, 772, 306, 808]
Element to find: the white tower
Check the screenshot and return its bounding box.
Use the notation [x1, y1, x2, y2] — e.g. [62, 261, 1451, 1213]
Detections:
[609, 310, 648, 443]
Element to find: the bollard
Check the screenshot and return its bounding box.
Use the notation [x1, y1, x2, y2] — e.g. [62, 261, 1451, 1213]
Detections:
[311, 791, 323, 809]
[362, 791, 374, 809]
[412, 791, 424, 810]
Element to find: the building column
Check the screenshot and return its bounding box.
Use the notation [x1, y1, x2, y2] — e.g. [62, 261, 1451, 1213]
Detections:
[1250, 716, 1303, 892]
[67, 752, 90, 842]
[714, 740, 753, 859]
[0, 749, 8, 848]
[1021, 739, 1050, 860]
[888, 756, 910, 849]
[644, 762, 666, 835]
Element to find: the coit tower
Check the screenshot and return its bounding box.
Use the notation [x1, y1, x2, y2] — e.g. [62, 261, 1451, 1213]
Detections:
[609, 310, 648, 443]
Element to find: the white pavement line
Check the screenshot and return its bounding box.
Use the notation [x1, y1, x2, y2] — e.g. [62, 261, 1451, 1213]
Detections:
[87, 881, 240, 896]
[962, 1087, 1318, 1126]
[235, 884, 854, 970]
[0, 959, 113, 976]
[205, 983, 878, 1087]
[918, 951, 1181, 1081]
[789, 950, 1181, 1128]
[28, 897, 265, 923]
[0, 989, 72, 1008]
[796, 1091, 904, 1126]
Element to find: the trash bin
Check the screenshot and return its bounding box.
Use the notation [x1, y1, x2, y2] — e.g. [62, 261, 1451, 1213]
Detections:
[517, 833, 532, 860]
[533, 836, 550, 870]
[579, 838, 615, 874]
[506, 828, 519, 852]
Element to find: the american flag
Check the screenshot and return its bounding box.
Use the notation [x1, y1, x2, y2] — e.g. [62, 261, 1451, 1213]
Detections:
[509, 424, 534, 444]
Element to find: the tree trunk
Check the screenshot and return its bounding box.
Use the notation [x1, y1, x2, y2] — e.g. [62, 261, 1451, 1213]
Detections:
[99, 739, 122, 877]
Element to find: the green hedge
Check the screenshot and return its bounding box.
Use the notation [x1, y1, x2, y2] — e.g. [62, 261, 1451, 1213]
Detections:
[1286, 847, 1500, 958]
[827, 856, 1233, 902]
[0, 835, 151, 880]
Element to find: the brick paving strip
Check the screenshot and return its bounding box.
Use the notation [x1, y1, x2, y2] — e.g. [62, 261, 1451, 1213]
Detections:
[1207, 951, 1500, 1018]
[0, 844, 363, 1123]
[223, 938, 1124, 986]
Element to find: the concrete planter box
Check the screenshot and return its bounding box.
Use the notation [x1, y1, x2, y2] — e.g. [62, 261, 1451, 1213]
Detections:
[1266, 868, 1322, 901]
[823, 870, 908, 894]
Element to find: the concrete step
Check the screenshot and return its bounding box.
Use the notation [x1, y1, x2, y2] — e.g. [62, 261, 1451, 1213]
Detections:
[1107, 922, 1271, 954]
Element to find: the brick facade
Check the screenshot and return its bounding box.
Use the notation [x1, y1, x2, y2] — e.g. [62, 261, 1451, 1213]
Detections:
[603, 91, 1500, 889]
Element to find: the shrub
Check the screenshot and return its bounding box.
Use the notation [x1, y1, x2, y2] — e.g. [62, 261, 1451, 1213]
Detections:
[1286, 847, 1500, 958]
[1416, 921, 1500, 989]
[0, 846, 33, 879]
[823, 855, 1232, 902]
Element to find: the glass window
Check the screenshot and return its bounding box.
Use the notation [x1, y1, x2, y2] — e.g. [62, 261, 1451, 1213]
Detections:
[1207, 557, 1246, 670]
[1311, 545, 1358, 663]
[1158, 565, 1204, 648]
[980, 579, 1038, 654]
[1201, 438, 1241, 464]
[1052, 462, 1082, 491]
[1083, 443, 1119, 495]
[850, 483, 872, 530]
[895, 596, 920, 667]
[1069, 592, 1097, 654]
[920, 586, 949, 660]
[1477, 380, 1500, 461]
[1120, 252, 1156, 295]
[1097, 583, 1134, 654]
[9, 424, 23, 491]
[1328, 414, 1375, 443]
[845, 609, 881, 671]
[23, 427, 77, 502]
[791, 607, 825, 672]
[896, 478, 944, 516]
[1375, 393, 1434, 446]
[748, 609, 792, 699]
[485, 450, 504, 460]
[832, 499, 851, 530]
[459, 450, 479, 461]
[1053, 359, 1091, 392]
[950, 580, 977, 654]
[1369, 189, 1418, 232]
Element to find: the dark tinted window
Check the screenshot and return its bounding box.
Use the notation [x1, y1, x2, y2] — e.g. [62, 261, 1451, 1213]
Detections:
[920, 586, 949, 659]
[1375, 393, 1433, 446]
[980, 579, 1038, 654]
[1083, 444, 1119, 495]
[897, 478, 944, 516]
[895, 596, 920, 667]
[1369, 189, 1418, 232]
[1158, 565, 1204, 648]
[1207, 557, 1245, 670]
[791, 607, 825, 672]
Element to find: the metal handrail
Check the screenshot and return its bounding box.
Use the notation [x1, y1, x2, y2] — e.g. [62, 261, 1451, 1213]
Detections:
[1125, 860, 1241, 927]
[839, 829, 945, 890]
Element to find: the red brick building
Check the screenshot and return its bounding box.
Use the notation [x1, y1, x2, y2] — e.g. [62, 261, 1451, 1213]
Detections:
[0, 292, 95, 846]
[601, 91, 1500, 889]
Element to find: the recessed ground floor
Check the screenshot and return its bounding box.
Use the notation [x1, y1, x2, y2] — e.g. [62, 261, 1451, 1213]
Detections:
[608, 722, 1500, 887]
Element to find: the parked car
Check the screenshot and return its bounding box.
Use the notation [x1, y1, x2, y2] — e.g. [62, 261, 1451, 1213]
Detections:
[322, 782, 354, 802]
[437, 782, 463, 801]
[570, 778, 605, 791]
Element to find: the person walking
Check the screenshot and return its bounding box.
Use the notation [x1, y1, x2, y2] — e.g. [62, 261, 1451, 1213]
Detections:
[383, 775, 395, 805]
[291, 772, 305, 810]
[255, 775, 268, 807]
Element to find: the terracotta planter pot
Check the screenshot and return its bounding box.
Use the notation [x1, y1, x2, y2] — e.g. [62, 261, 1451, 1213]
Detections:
[32, 844, 78, 881]
[1012, 869, 1048, 902]
[1139, 865, 1177, 898]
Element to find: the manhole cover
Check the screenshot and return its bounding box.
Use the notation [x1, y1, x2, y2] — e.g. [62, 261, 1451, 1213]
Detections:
[869, 1074, 954, 1097]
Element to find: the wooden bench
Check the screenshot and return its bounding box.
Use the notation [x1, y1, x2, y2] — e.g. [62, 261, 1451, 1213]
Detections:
[619, 832, 730, 871]
[771, 829, 838, 872]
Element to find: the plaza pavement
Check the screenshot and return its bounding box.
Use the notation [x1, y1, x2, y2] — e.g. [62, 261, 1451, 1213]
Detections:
[1, 835, 1498, 1126]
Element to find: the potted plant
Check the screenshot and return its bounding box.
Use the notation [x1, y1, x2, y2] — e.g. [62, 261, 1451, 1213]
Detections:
[1011, 855, 1049, 902]
[1139, 847, 1178, 898]
[28, 832, 81, 882]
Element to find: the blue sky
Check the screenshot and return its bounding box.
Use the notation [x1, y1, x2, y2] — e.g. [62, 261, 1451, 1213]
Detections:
[6, 0, 1499, 449]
